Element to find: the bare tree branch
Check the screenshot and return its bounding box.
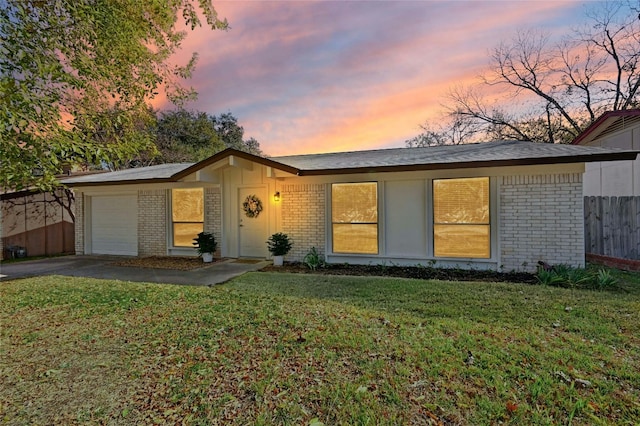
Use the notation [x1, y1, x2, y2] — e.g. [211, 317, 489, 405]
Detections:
[415, 1, 640, 146]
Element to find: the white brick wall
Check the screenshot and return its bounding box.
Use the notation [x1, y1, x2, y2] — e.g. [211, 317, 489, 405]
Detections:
[73, 187, 221, 258]
[74, 194, 84, 254]
[204, 187, 222, 257]
[281, 183, 325, 261]
[500, 173, 584, 272]
[138, 190, 167, 256]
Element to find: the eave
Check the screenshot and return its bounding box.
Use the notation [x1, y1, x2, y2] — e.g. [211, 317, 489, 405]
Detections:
[572, 109, 640, 145]
[295, 151, 639, 176]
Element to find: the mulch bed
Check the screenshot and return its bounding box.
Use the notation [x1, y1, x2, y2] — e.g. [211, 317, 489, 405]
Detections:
[112, 256, 219, 271]
[112, 256, 536, 283]
[261, 262, 537, 284]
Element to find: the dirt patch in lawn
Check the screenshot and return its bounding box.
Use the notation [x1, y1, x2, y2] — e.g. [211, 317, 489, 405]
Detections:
[261, 261, 537, 284]
[112, 256, 219, 271]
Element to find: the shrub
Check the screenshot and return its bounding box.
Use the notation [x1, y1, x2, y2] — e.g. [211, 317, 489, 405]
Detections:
[303, 247, 324, 270]
[536, 269, 565, 286]
[192, 232, 217, 255]
[595, 268, 618, 291]
[267, 233, 293, 256]
[536, 263, 619, 291]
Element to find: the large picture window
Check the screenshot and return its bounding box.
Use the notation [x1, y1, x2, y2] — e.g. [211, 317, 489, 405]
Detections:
[331, 182, 378, 254]
[172, 188, 204, 247]
[433, 177, 490, 258]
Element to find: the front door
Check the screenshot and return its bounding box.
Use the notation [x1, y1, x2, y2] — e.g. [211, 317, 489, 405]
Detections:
[238, 187, 268, 258]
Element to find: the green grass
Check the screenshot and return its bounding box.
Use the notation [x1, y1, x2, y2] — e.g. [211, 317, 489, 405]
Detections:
[1, 272, 639, 425]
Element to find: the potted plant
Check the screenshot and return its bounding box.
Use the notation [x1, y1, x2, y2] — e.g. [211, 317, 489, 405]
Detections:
[267, 232, 293, 266]
[193, 231, 217, 263]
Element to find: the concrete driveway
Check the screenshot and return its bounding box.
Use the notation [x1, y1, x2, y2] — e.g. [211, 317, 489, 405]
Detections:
[0, 255, 270, 286]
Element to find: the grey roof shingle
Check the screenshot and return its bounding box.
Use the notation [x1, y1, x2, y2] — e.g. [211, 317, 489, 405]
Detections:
[63, 140, 638, 186]
[63, 163, 193, 184]
[272, 140, 635, 171]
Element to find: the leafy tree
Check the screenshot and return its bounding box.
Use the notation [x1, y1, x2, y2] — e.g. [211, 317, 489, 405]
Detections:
[414, 1, 640, 145]
[212, 112, 263, 155]
[0, 0, 227, 190]
[150, 110, 263, 164]
[154, 110, 225, 163]
[73, 105, 159, 170]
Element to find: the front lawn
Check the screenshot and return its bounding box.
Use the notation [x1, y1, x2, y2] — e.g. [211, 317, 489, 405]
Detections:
[1, 273, 639, 424]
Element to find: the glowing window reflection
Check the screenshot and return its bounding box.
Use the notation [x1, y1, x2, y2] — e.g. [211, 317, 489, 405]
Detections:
[331, 183, 378, 254]
[433, 177, 490, 258]
[172, 188, 204, 247]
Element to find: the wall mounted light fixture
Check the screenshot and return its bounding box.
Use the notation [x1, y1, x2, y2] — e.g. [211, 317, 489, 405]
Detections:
[274, 191, 281, 202]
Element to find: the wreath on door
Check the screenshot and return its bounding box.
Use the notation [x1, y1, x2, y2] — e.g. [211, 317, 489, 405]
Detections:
[242, 194, 263, 218]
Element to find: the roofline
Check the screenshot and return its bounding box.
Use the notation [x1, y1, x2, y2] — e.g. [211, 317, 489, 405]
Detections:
[64, 177, 176, 188]
[171, 148, 300, 180]
[1, 188, 49, 201]
[572, 109, 640, 145]
[65, 149, 301, 187]
[293, 151, 639, 176]
[64, 146, 639, 187]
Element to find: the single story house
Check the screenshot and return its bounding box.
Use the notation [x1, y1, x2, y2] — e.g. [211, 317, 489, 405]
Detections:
[63, 140, 637, 273]
[572, 109, 640, 267]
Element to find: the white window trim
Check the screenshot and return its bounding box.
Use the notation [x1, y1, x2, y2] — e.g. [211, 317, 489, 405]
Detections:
[329, 181, 380, 255]
[429, 177, 495, 260]
[325, 176, 498, 266]
[168, 187, 205, 252]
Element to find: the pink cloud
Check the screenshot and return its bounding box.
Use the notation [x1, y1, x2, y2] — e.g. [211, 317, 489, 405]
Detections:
[152, 1, 585, 156]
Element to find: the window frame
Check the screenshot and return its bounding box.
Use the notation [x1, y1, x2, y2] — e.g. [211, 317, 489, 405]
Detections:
[431, 176, 491, 259]
[170, 188, 204, 248]
[330, 181, 379, 255]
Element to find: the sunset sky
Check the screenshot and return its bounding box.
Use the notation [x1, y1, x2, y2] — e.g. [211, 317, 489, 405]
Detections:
[155, 1, 594, 156]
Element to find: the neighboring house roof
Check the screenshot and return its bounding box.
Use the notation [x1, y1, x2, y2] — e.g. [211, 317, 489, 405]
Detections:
[63, 140, 639, 187]
[572, 109, 640, 145]
[1, 170, 102, 200]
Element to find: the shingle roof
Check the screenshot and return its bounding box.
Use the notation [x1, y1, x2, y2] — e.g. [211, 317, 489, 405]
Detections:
[63, 163, 192, 184]
[63, 141, 638, 186]
[274, 140, 629, 171]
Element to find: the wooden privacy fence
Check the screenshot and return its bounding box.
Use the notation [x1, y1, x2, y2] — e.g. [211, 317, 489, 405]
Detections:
[584, 196, 640, 260]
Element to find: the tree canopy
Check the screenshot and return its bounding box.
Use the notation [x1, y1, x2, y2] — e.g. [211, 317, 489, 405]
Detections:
[0, 0, 227, 190]
[154, 110, 225, 164]
[408, 1, 640, 147]
[152, 110, 263, 164]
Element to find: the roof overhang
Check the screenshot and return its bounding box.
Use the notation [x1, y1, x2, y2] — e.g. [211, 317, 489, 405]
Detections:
[65, 148, 300, 187]
[294, 151, 639, 176]
[63, 142, 639, 187]
[65, 177, 175, 188]
[572, 109, 640, 145]
[171, 148, 300, 180]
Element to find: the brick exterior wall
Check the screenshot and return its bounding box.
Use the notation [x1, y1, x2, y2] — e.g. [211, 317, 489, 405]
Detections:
[281, 183, 326, 261]
[500, 173, 584, 272]
[138, 190, 167, 256]
[204, 187, 222, 257]
[74, 194, 84, 254]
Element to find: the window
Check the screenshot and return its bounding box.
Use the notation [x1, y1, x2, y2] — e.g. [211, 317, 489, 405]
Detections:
[331, 182, 378, 254]
[433, 177, 490, 258]
[171, 188, 204, 247]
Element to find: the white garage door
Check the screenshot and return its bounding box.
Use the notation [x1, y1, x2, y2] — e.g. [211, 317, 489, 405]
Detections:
[91, 195, 138, 256]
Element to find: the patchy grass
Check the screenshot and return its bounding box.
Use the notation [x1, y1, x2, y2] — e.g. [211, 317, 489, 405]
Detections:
[1, 273, 639, 425]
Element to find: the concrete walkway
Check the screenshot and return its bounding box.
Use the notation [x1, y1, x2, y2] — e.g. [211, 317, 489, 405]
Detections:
[0, 255, 270, 286]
